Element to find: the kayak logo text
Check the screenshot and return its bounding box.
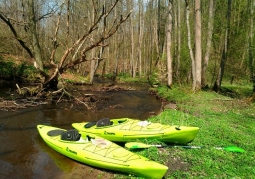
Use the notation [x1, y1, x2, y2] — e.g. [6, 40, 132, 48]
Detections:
[104, 131, 115, 135]
[66, 147, 77, 155]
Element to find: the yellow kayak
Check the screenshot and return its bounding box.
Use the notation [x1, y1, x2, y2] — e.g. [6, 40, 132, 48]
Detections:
[72, 118, 199, 144]
[37, 125, 168, 178]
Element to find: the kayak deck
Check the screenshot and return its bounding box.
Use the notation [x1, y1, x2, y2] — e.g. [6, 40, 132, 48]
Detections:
[37, 125, 168, 178]
[72, 118, 199, 143]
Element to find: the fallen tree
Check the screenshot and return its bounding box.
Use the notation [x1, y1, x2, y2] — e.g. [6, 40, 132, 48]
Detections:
[0, 0, 131, 107]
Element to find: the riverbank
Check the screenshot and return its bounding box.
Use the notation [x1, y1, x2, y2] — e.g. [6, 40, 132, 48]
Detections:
[132, 85, 255, 178]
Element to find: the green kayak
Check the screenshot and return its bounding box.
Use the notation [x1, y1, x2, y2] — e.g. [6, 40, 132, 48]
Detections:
[37, 125, 168, 178]
[72, 118, 199, 143]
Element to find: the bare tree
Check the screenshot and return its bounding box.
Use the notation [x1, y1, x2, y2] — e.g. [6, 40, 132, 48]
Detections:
[0, 0, 131, 92]
[138, 0, 144, 78]
[176, 0, 181, 78]
[166, 0, 173, 88]
[249, 0, 255, 93]
[194, 0, 202, 90]
[28, 0, 44, 71]
[128, 0, 136, 77]
[202, 0, 214, 87]
[185, 0, 195, 88]
[213, 0, 231, 92]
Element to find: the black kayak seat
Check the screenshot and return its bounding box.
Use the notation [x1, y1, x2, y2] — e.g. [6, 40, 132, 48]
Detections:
[84, 121, 97, 128]
[84, 118, 113, 128]
[61, 129, 81, 141]
[47, 129, 65, 136]
[96, 118, 113, 127]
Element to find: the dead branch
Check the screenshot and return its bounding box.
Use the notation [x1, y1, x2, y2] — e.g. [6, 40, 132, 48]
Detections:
[56, 2, 106, 70]
[61, 10, 132, 72]
[16, 84, 22, 94]
[63, 57, 105, 70]
[0, 12, 34, 58]
[60, 1, 130, 70]
[56, 89, 65, 104]
[0, 99, 47, 111]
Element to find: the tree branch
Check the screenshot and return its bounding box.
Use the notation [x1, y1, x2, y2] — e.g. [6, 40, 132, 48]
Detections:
[0, 12, 34, 58]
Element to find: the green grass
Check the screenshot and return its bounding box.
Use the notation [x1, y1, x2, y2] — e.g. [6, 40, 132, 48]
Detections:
[115, 84, 255, 179]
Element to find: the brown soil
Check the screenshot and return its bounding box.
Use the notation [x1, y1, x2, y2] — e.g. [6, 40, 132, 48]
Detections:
[56, 163, 115, 179]
[165, 157, 191, 176]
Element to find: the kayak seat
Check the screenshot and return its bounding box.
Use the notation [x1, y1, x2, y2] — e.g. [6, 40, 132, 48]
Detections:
[61, 129, 81, 141]
[96, 118, 113, 127]
[117, 119, 127, 123]
[84, 121, 97, 128]
[47, 129, 65, 136]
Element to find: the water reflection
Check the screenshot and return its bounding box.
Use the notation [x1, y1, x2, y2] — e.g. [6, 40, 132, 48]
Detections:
[35, 135, 75, 172]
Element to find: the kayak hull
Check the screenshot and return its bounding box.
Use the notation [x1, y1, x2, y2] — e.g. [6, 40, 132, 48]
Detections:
[37, 125, 168, 179]
[72, 118, 199, 143]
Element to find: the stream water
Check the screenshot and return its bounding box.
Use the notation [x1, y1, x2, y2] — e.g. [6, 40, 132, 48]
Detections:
[0, 81, 162, 179]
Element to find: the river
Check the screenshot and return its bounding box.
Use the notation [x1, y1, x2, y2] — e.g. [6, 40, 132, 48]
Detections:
[0, 81, 162, 179]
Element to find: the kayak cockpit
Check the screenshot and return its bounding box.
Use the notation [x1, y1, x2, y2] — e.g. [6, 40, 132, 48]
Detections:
[84, 118, 128, 128]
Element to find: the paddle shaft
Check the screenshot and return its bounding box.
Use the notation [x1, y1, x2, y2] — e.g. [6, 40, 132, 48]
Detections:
[147, 144, 203, 149]
[144, 144, 239, 150]
[125, 142, 245, 153]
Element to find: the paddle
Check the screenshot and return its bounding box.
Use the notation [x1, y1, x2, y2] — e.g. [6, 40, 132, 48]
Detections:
[125, 142, 245, 153]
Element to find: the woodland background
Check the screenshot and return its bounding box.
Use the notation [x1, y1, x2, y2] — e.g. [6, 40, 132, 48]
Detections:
[0, 0, 254, 93]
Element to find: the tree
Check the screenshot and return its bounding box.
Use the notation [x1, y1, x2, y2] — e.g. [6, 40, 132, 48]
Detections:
[28, 0, 44, 71]
[138, 0, 144, 78]
[248, 0, 255, 93]
[0, 0, 131, 92]
[185, 0, 195, 88]
[176, 0, 181, 78]
[213, 0, 231, 92]
[166, 0, 173, 88]
[202, 0, 214, 88]
[194, 0, 202, 90]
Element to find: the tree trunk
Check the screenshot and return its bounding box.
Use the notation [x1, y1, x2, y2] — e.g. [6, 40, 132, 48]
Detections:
[249, 0, 255, 92]
[176, 0, 181, 78]
[166, 0, 173, 88]
[213, 0, 231, 92]
[202, 0, 214, 88]
[28, 0, 44, 71]
[126, 0, 135, 77]
[138, 0, 143, 78]
[195, 0, 202, 90]
[185, 0, 196, 88]
[90, 49, 96, 84]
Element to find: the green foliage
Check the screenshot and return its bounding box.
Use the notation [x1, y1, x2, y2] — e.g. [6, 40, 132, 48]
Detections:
[104, 73, 115, 80]
[0, 58, 37, 81]
[118, 72, 131, 78]
[22, 65, 39, 81]
[0, 61, 15, 78]
[119, 76, 147, 83]
[156, 85, 192, 103]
